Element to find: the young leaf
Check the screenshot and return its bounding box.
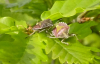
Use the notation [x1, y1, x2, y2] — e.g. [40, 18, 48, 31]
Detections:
[27, 33, 48, 62]
[0, 31, 48, 64]
[15, 20, 27, 28]
[0, 19, 49, 64]
[0, 31, 29, 64]
[0, 17, 17, 34]
[41, 0, 100, 20]
[0, 17, 27, 34]
[44, 36, 100, 64]
[0, 17, 15, 27]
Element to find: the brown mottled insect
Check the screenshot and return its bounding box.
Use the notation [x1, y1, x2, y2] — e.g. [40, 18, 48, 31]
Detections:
[33, 19, 53, 30]
[27, 19, 53, 36]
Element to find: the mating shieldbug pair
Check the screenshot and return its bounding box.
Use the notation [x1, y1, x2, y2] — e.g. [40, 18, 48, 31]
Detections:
[31, 19, 70, 38]
[26, 19, 70, 45]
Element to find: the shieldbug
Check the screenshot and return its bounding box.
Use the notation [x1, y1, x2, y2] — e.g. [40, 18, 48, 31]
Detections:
[29, 19, 53, 36]
[33, 19, 53, 30]
[52, 22, 69, 38]
[49, 22, 70, 45]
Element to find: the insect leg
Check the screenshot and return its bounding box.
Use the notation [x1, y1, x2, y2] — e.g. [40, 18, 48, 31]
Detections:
[61, 39, 69, 45]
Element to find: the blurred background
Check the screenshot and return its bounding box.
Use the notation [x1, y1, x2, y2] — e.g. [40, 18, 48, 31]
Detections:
[0, 0, 65, 26]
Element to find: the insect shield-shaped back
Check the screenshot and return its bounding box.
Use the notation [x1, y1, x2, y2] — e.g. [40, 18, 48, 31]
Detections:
[33, 19, 53, 30]
[52, 22, 69, 38]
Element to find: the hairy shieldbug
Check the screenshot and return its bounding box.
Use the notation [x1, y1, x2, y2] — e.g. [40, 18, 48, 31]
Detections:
[52, 22, 69, 38]
[28, 19, 53, 36]
[48, 22, 70, 45]
[33, 19, 53, 30]
[50, 22, 77, 45]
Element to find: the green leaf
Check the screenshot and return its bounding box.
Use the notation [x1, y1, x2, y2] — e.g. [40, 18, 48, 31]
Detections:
[59, 0, 99, 16]
[95, 23, 100, 32]
[0, 26, 18, 34]
[83, 33, 100, 48]
[0, 17, 15, 27]
[0, 17, 17, 34]
[0, 34, 14, 42]
[44, 36, 100, 64]
[0, 16, 45, 64]
[0, 31, 47, 64]
[27, 33, 48, 62]
[15, 20, 27, 28]
[6, 0, 51, 21]
[41, 0, 100, 20]
[0, 17, 28, 34]
[0, 31, 28, 64]
[69, 21, 97, 39]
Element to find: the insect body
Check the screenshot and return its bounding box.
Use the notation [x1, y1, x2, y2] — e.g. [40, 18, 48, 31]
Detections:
[50, 22, 70, 45]
[28, 19, 53, 36]
[33, 19, 53, 30]
[52, 22, 69, 38]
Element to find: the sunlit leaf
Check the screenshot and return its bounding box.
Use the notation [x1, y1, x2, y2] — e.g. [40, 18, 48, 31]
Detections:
[27, 33, 48, 62]
[15, 20, 27, 28]
[0, 0, 100, 64]
[0, 31, 48, 64]
[41, 0, 100, 20]
[0, 17, 15, 27]
[44, 36, 100, 64]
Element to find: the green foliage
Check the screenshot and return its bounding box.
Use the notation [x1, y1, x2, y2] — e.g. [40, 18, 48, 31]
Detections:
[83, 33, 100, 48]
[0, 0, 100, 64]
[41, 0, 100, 20]
[35, 33, 100, 64]
[0, 17, 15, 27]
[0, 17, 48, 64]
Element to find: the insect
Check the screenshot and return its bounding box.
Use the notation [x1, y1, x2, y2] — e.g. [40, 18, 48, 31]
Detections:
[33, 19, 53, 30]
[49, 22, 70, 45]
[28, 19, 53, 36]
[52, 22, 69, 38]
